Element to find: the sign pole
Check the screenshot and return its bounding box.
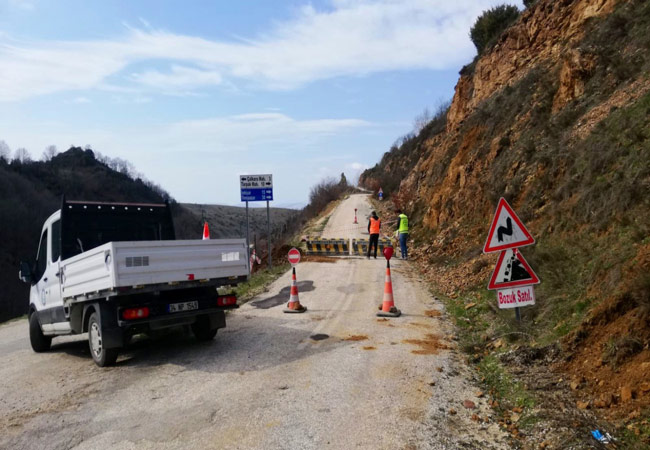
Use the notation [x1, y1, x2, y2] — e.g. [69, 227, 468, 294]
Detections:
[267, 200, 272, 269]
[245, 201, 250, 265]
[515, 307, 521, 322]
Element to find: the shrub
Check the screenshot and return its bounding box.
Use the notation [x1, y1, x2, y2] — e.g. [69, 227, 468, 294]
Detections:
[470, 5, 520, 54]
[304, 178, 349, 218]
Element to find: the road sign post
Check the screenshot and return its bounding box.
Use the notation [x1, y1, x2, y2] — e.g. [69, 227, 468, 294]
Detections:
[484, 198, 540, 321]
[240, 174, 274, 269]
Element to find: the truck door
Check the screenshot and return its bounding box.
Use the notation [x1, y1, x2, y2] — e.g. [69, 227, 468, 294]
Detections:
[32, 228, 48, 313]
[34, 216, 66, 331]
[46, 219, 64, 323]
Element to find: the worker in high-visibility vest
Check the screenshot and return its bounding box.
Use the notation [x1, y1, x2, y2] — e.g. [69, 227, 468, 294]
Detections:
[395, 209, 409, 260]
[367, 211, 381, 259]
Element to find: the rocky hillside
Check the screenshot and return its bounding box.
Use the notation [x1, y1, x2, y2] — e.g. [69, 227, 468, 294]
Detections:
[361, 0, 649, 441]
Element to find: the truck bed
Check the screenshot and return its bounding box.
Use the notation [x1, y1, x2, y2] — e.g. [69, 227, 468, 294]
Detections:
[61, 239, 249, 300]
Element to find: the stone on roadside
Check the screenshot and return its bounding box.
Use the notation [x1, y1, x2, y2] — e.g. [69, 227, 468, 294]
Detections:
[463, 400, 476, 409]
[621, 386, 633, 402]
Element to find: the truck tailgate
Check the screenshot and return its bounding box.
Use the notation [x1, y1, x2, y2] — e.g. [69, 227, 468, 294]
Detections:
[61, 239, 249, 299]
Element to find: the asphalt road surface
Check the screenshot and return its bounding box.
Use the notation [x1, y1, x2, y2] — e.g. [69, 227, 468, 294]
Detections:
[0, 194, 509, 450]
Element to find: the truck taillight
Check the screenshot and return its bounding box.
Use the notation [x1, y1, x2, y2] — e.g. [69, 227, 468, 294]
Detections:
[122, 307, 150, 320]
[217, 296, 237, 307]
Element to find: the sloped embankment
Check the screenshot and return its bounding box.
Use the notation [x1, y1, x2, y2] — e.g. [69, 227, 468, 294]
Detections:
[361, 0, 650, 433]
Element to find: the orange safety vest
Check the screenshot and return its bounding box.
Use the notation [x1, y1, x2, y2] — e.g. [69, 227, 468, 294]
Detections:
[369, 217, 381, 234]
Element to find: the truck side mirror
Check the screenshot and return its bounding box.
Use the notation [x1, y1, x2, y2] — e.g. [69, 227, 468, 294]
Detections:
[19, 261, 32, 284]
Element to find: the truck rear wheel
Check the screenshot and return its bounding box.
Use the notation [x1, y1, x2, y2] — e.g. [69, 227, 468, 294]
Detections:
[88, 312, 118, 367]
[191, 315, 218, 341]
[29, 313, 52, 352]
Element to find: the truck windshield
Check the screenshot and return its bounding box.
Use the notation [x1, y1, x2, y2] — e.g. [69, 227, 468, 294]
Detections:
[61, 202, 175, 259]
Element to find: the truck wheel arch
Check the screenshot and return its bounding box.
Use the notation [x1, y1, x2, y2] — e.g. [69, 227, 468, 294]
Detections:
[81, 304, 98, 333]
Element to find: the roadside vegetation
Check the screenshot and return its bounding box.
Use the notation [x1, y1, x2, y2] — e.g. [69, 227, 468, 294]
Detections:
[360, 100, 450, 201]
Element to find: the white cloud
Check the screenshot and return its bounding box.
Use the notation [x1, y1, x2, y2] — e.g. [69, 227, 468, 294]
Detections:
[0, 0, 511, 101]
[72, 96, 91, 104]
[162, 112, 371, 154]
[131, 65, 222, 90]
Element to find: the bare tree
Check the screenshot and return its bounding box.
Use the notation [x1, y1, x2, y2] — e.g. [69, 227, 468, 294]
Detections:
[13, 147, 31, 163]
[413, 107, 432, 134]
[0, 140, 10, 162]
[41, 145, 58, 162]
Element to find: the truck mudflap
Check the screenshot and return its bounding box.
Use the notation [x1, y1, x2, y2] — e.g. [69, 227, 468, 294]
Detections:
[95, 302, 125, 350]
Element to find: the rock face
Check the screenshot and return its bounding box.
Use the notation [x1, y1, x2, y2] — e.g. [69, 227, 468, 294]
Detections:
[361, 0, 650, 423]
[406, 0, 626, 236]
[447, 0, 617, 132]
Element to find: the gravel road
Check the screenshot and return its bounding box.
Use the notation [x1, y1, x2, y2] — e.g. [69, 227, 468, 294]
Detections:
[0, 194, 510, 450]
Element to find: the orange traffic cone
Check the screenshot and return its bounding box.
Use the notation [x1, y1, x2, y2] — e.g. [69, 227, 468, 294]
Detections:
[377, 261, 401, 317]
[202, 222, 210, 240]
[284, 267, 307, 313]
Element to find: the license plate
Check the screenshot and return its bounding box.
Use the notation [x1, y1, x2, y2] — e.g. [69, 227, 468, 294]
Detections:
[168, 301, 198, 313]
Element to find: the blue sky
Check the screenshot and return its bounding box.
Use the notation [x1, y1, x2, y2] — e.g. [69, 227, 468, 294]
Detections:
[0, 0, 522, 207]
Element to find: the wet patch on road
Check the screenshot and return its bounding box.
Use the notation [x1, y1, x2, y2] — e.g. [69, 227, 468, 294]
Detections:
[409, 322, 434, 329]
[336, 283, 366, 294]
[424, 310, 442, 318]
[310, 334, 329, 341]
[402, 334, 451, 355]
[343, 335, 368, 341]
[250, 281, 315, 309]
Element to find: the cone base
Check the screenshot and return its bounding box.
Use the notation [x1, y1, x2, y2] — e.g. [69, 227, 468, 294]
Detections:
[377, 308, 401, 318]
[284, 305, 307, 314]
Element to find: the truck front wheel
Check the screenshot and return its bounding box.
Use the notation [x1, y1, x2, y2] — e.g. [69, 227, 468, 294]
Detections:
[88, 312, 118, 367]
[29, 313, 52, 352]
[191, 315, 218, 341]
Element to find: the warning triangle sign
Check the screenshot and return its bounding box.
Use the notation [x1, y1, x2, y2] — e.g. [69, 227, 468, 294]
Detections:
[487, 248, 540, 290]
[483, 198, 535, 253]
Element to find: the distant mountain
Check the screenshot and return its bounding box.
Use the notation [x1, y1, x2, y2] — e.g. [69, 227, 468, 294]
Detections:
[182, 203, 299, 240]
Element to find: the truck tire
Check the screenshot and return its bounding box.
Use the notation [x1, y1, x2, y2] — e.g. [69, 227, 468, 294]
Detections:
[191, 315, 218, 341]
[29, 313, 52, 352]
[88, 312, 118, 367]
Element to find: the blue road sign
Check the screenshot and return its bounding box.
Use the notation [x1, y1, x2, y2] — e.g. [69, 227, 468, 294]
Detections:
[241, 188, 273, 202]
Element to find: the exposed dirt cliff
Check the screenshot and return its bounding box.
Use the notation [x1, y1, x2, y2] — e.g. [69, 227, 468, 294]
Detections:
[361, 0, 650, 443]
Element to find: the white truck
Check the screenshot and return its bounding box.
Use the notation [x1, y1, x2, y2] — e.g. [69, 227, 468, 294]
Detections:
[19, 199, 249, 366]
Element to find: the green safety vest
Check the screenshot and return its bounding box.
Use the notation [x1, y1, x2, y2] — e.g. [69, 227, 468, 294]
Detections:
[398, 214, 409, 233]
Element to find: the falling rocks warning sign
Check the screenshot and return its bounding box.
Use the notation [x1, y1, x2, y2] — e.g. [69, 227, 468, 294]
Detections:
[487, 248, 540, 290]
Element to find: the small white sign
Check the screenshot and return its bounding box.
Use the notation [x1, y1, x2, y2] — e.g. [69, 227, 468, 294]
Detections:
[496, 285, 535, 309]
[240, 174, 273, 189]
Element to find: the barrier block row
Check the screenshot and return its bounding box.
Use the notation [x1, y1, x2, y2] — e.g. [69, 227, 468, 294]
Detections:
[351, 238, 393, 256]
[304, 238, 393, 256]
[305, 239, 349, 255]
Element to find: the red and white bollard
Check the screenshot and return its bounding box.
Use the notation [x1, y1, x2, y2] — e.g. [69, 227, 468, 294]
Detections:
[353, 208, 358, 224]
